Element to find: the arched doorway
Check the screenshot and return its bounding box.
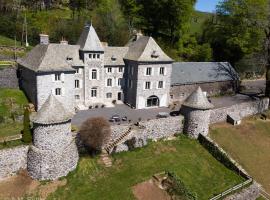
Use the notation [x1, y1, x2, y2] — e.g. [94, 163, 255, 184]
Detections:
[147, 95, 159, 107]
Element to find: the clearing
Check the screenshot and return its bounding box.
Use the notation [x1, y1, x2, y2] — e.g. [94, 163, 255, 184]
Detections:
[48, 136, 244, 200]
[210, 117, 270, 193]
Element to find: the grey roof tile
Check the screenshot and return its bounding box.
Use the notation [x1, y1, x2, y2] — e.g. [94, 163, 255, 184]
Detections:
[183, 87, 214, 110]
[77, 24, 104, 52]
[18, 44, 83, 72]
[104, 47, 129, 66]
[31, 94, 73, 124]
[124, 36, 173, 62]
[171, 62, 238, 85]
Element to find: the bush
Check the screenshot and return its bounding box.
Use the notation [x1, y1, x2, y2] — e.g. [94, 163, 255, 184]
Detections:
[79, 117, 111, 154]
[22, 109, 32, 143]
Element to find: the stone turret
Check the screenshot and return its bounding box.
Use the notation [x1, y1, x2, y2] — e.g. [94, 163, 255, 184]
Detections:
[181, 87, 214, 139]
[27, 94, 79, 180]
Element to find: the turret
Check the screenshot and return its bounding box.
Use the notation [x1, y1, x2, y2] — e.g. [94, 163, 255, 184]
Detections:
[27, 94, 79, 180]
[181, 87, 214, 139]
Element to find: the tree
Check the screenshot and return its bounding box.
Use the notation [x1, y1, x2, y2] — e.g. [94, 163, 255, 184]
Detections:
[79, 117, 111, 154]
[22, 108, 32, 143]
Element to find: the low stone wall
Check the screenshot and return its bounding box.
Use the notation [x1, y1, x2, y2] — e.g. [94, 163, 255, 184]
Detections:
[111, 116, 184, 153]
[224, 182, 260, 200]
[0, 66, 18, 88]
[210, 98, 269, 124]
[0, 145, 29, 179]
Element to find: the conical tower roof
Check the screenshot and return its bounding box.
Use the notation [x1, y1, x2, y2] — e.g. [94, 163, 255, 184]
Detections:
[31, 94, 73, 124]
[182, 87, 214, 110]
[77, 24, 104, 52]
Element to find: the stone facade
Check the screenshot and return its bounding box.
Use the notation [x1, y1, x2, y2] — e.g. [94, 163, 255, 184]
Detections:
[0, 145, 29, 179]
[170, 80, 236, 103]
[28, 121, 79, 180]
[210, 98, 269, 124]
[0, 66, 18, 88]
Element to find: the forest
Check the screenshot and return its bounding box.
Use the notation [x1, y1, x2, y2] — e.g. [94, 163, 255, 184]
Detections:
[0, 0, 270, 86]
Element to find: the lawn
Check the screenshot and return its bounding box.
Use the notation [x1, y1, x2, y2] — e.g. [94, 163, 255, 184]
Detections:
[210, 118, 270, 193]
[0, 89, 28, 139]
[49, 136, 244, 200]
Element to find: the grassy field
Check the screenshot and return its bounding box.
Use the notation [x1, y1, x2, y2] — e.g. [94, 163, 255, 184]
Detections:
[49, 136, 244, 200]
[210, 118, 270, 193]
[0, 89, 28, 139]
[0, 35, 22, 47]
[190, 11, 212, 34]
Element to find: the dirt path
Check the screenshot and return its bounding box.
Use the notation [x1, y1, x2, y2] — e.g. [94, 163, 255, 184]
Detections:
[132, 180, 171, 200]
[0, 170, 66, 199]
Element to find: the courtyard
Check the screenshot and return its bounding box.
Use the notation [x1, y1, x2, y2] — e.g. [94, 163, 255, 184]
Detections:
[210, 116, 270, 193]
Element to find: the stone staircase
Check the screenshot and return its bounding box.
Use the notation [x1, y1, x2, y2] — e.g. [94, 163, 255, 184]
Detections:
[104, 127, 133, 154]
[100, 150, 112, 167]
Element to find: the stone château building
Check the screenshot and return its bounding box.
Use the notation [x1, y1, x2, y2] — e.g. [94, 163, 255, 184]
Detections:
[18, 24, 238, 112]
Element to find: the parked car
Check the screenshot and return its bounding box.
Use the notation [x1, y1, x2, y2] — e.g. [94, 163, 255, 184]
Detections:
[157, 112, 169, 118]
[122, 116, 127, 121]
[111, 114, 121, 122]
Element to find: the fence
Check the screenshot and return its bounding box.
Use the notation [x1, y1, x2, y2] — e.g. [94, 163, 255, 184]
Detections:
[260, 188, 270, 200]
[209, 178, 253, 200]
[0, 134, 22, 143]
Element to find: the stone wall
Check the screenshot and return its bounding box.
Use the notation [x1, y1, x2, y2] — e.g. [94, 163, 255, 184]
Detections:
[0, 145, 29, 179]
[170, 80, 236, 103]
[210, 98, 269, 124]
[0, 66, 18, 88]
[111, 115, 184, 153]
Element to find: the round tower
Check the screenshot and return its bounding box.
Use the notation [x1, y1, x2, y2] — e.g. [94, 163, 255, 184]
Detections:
[181, 87, 214, 139]
[28, 94, 79, 180]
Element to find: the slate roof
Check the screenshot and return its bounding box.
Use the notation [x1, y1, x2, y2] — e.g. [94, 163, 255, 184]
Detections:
[104, 47, 129, 66]
[31, 94, 73, 124]
[77, 24, 104, 52]
[18, 44, 83, 72]
[171, 62, 238, 85]
[183, 87, 214, 110]
[124, 36, 173, 62]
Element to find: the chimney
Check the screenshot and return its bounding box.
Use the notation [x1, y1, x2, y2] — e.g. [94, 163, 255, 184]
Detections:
[39, 34, 49, 45]
[60, 37, 68, 45]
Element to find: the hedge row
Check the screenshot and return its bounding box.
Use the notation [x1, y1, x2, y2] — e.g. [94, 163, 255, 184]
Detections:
[166, 171, 197, 200]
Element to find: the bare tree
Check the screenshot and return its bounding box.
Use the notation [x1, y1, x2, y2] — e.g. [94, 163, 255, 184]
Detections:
[79, 117, 111, 154]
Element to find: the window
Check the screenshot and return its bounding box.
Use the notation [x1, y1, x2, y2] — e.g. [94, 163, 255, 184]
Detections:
[106, 93, 112, 98]
[55, 73, 61, 81]
[158, 81, 164, 89]
[89, 54, 92, 59]
[75, 80, 79, 88]
[118, 78, 122, 86]
[160, 67, 165, 75]
[91, 88, 97, 97]
[97, 54, 100, 59]
[75, 95, 80, 100]
[145, 82, 151, 89]
[107, 67, 112, 73]
[55, 88, 61, 96]
[128, 79, 132, 88]
[92, 69, 97, 79]
[107, 78, 112, 86]
[75, 68, 79, 74]
[119, 67, 123, 72]
[93, 54, 96, 59]
[146, 67, 152, 76]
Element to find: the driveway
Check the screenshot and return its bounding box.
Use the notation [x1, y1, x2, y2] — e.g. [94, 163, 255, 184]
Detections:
[72, 104, 172, 126]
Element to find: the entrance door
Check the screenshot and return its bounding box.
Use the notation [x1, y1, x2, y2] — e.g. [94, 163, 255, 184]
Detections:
[147, 95, 160, 107]
[118, 92, 122, 101]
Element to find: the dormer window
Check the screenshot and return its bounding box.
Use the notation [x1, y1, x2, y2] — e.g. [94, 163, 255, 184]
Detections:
[151, 50, 159, 58]
[111, 55, 117, 61]
[66, 57, 73, 61]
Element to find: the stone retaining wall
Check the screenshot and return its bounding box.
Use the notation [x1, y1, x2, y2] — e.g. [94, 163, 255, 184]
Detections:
[0, 145, 29, 179]
[210, 98, 269, 124]
[0, 66, 18, 88]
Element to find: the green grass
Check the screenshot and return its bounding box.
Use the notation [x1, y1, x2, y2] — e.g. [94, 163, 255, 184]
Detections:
[49, 136, 244, 200]
[0, 35, 22, 47]
[0, 139, 24, 150]
[210, 118, 270, 193]
[0, 89, 28, 139]
[190, 11, 212, 34]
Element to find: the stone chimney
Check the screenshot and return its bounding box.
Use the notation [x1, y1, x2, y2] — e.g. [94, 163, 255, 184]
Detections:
[39, 34, 49, 45]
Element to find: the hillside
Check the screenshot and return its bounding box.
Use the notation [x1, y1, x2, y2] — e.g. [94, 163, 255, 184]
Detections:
[190, 11, 213, 34]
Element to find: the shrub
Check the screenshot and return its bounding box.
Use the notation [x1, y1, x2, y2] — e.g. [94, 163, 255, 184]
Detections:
[79, 117, 111, 154]
[112, 100, 116, 104]
[22, 108, 32, 143]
